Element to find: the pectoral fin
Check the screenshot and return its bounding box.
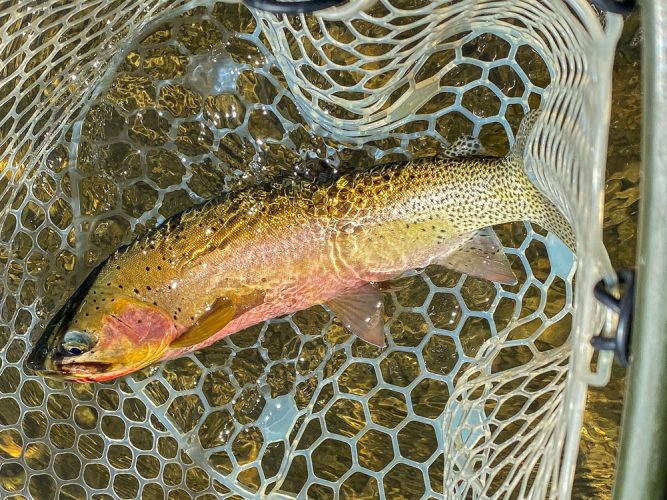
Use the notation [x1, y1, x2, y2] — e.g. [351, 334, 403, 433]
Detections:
[327, 284, 386, 347]
[170, 297, 237, 349]
[435, 227, 517, 285]
[170, 288, 266, 349]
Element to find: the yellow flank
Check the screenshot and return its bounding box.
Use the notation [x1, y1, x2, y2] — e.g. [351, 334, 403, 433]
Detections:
[97, 153, 572, 337]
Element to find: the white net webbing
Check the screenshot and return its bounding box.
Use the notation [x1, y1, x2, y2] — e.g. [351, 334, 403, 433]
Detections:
[0, 0, 620, 498]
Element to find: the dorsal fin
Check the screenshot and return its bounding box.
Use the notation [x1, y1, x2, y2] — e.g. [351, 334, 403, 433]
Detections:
[441, 135, 484, 158]
[507, 110, 540, 164]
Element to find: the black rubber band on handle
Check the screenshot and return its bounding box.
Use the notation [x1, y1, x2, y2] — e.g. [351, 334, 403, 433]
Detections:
[589, 0, 635, 15]
[242, 0, 349, 14]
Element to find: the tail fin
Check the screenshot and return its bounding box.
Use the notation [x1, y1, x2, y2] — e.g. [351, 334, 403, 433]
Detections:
[507, 110, 576, 251]
[530, 194, 577, 251]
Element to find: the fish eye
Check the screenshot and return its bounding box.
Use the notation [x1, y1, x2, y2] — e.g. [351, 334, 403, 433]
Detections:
[59, 331, 96, 357]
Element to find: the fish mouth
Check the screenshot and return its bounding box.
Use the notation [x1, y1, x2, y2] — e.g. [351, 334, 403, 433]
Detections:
[29, 359, 112, 382]
[27, 367, 66, 380]
[59, 361, 112, 376]
[27, 336, 110, 380]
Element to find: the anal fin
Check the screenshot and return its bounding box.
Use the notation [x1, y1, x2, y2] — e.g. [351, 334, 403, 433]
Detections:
[434, 227, 518, 285]
[327, 284, 386, 347]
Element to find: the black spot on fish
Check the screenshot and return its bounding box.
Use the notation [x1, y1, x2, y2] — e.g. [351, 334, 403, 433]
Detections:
[134, 289, 139, 294]
[146, 286, 152, 291]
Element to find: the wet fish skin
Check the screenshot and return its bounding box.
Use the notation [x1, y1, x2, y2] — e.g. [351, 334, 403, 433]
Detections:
[27, 122, 573, 382]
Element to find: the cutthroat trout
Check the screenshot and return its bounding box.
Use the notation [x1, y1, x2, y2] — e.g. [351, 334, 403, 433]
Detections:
[28, 115, 573, 382]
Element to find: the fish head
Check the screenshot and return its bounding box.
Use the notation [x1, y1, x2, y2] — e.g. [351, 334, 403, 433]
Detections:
[27, 285, 178, 383]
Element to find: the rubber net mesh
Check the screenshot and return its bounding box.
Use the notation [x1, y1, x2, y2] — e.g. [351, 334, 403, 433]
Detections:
[0, 1, 620, 498]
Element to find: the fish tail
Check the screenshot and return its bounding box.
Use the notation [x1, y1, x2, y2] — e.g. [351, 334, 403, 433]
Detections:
[506, 110, 576, 251]
[528, 192, 577, 251]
